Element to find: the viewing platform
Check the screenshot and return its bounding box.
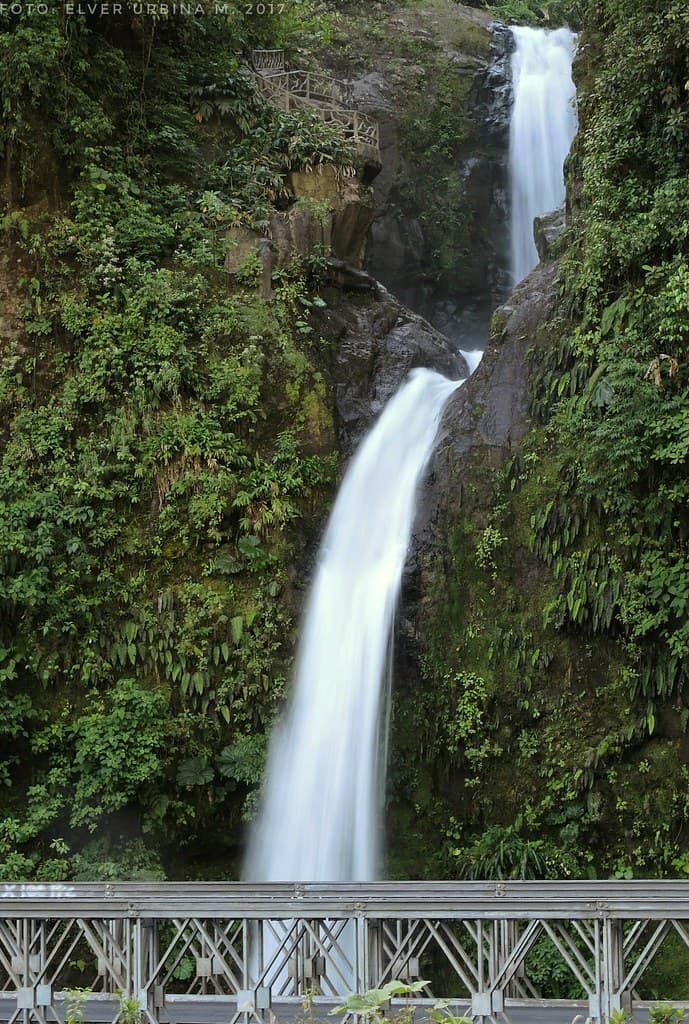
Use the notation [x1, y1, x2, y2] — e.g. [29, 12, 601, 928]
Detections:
[249, 50, 381, 171]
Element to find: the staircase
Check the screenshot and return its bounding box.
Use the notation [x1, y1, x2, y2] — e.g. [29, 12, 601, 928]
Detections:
[249, 49, 381, 167]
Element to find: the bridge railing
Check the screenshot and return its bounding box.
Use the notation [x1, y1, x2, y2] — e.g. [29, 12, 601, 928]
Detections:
[2, 881, 689, 1023]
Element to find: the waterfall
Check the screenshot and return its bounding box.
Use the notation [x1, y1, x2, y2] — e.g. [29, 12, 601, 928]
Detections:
[509, 26, 578, 284]
[245, 368, 461, 881]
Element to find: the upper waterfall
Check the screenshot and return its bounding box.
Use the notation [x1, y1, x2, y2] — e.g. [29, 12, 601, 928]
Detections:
[509, 26, 578, 285]
[245, 368, 460, 881]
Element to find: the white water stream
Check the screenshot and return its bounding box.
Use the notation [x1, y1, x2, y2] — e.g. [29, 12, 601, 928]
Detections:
[245, 368, 461, 881]
[245, 23, 578, 887]
[509, 26, 578, 284]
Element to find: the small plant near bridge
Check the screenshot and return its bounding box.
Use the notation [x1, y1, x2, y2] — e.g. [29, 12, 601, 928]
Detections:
[117, 993, 145, 1024]
[649, 1003, 687, 1024]
[64, 987, 91, 1024]
[330, 981, 471, 1024]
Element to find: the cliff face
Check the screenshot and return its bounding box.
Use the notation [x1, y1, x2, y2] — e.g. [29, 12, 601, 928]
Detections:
[389, 258, 570, 877]
[380, 0, 689, 889]
[0, 11, 382, 881]
[315, 2, 513, 350]
[5, 0, 684, 891]
[317, 280, 468, 453]
[0, 3, 480, 882]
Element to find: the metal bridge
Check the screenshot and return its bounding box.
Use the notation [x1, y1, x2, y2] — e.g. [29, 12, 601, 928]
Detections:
[2, 881, 689, 1024]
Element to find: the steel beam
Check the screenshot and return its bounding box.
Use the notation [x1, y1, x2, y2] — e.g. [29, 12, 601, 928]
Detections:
[2, 883, 689, 1023]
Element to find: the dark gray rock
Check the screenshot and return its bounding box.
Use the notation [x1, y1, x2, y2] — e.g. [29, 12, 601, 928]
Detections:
[356, 21, 513, 351]
[314, 283, 468, 455]
[534, 204, 566, 263]
[483, 23, 515, 132]
[399, 258, 560, 611]
[440, 259, 559, 460]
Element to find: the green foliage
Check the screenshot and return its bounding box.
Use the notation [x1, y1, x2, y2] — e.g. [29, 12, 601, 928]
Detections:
[428, 1006, 472, 1024]
[475, 521, 508, 575]
[398, 67, 475, 287]
[525, 936, 585, 999]
[395, 0, 689, 884]
[39, 680, 169, 831]
[331, 982, 428, 1021]
[649, 1005, 686, 1024]
[331, 984, 471, 1024]
[523, 0, 689, 711]
[117, 994, 144, 1024]
[448, 823, 550, 880]
[65, 988, 91, 1024]
[0, 2, 340, 879]
[470, 0, 584, 27]
[235, 247, 264, 289]
[70, 839, 165, 882]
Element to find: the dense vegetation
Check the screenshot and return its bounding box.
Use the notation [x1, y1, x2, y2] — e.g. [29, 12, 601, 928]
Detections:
[2, 0, 689, 912]
[467, 0, 585, 27]
[393, 0, 689, 892]
[0, 2, 349, 880]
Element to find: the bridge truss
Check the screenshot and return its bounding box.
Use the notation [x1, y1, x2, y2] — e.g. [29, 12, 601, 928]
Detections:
[2, 882, 689, 1024]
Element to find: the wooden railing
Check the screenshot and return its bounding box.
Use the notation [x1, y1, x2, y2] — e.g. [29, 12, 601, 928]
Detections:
[250, 48, 285, 73]
[249, 51, 380, 160]
[258, 69, 354, 108]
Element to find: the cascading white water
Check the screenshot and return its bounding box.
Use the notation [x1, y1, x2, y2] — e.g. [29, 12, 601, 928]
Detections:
[245, 368, 461, 881]
[509, 26, 578, 285]
[244, 22, 577, 886]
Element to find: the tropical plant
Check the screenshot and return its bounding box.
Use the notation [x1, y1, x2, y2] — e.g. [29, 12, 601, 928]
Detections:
[330, 981, 428, 1022]
[64, 988, 91, 1024]
[330, 984, 471, 1024]
[117, 994, 144, 1024]
[649, 1004, 686, 1024]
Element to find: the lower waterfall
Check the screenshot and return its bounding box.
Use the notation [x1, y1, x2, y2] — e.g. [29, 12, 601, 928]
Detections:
[245, 368, 461, 881]
[245, 23, 579, 887]
[509, 26, 578, 284]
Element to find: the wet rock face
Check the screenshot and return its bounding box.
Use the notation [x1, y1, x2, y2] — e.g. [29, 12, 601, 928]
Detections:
[396, 259, 560, 662]
[349, 21, 514, 349]
[439, 258, 559, 462]
[315, 281, 468, 456]
[430, 260, 558, 522]
[534, 204, 566, 263]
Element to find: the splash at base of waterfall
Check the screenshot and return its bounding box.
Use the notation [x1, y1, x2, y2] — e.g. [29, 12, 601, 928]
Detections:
[509, 26, 577, 285]
[245, 368, 461, 882]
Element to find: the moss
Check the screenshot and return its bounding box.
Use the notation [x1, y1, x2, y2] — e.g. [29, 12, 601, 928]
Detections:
[389, 34, 436, 60]
[388, 396, 689, 876]
[448, 18, 492, 58]
[400, 0, 492, 58]
[315, 0, 490, 294]
[392, 60, 487, 289]
[298, 386, 335, 452]
[490, 308, 510, 338]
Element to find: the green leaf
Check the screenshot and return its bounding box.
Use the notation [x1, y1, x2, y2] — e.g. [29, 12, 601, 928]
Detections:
[176, 757, 214, 787]
[330, 981, 429, 1016]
